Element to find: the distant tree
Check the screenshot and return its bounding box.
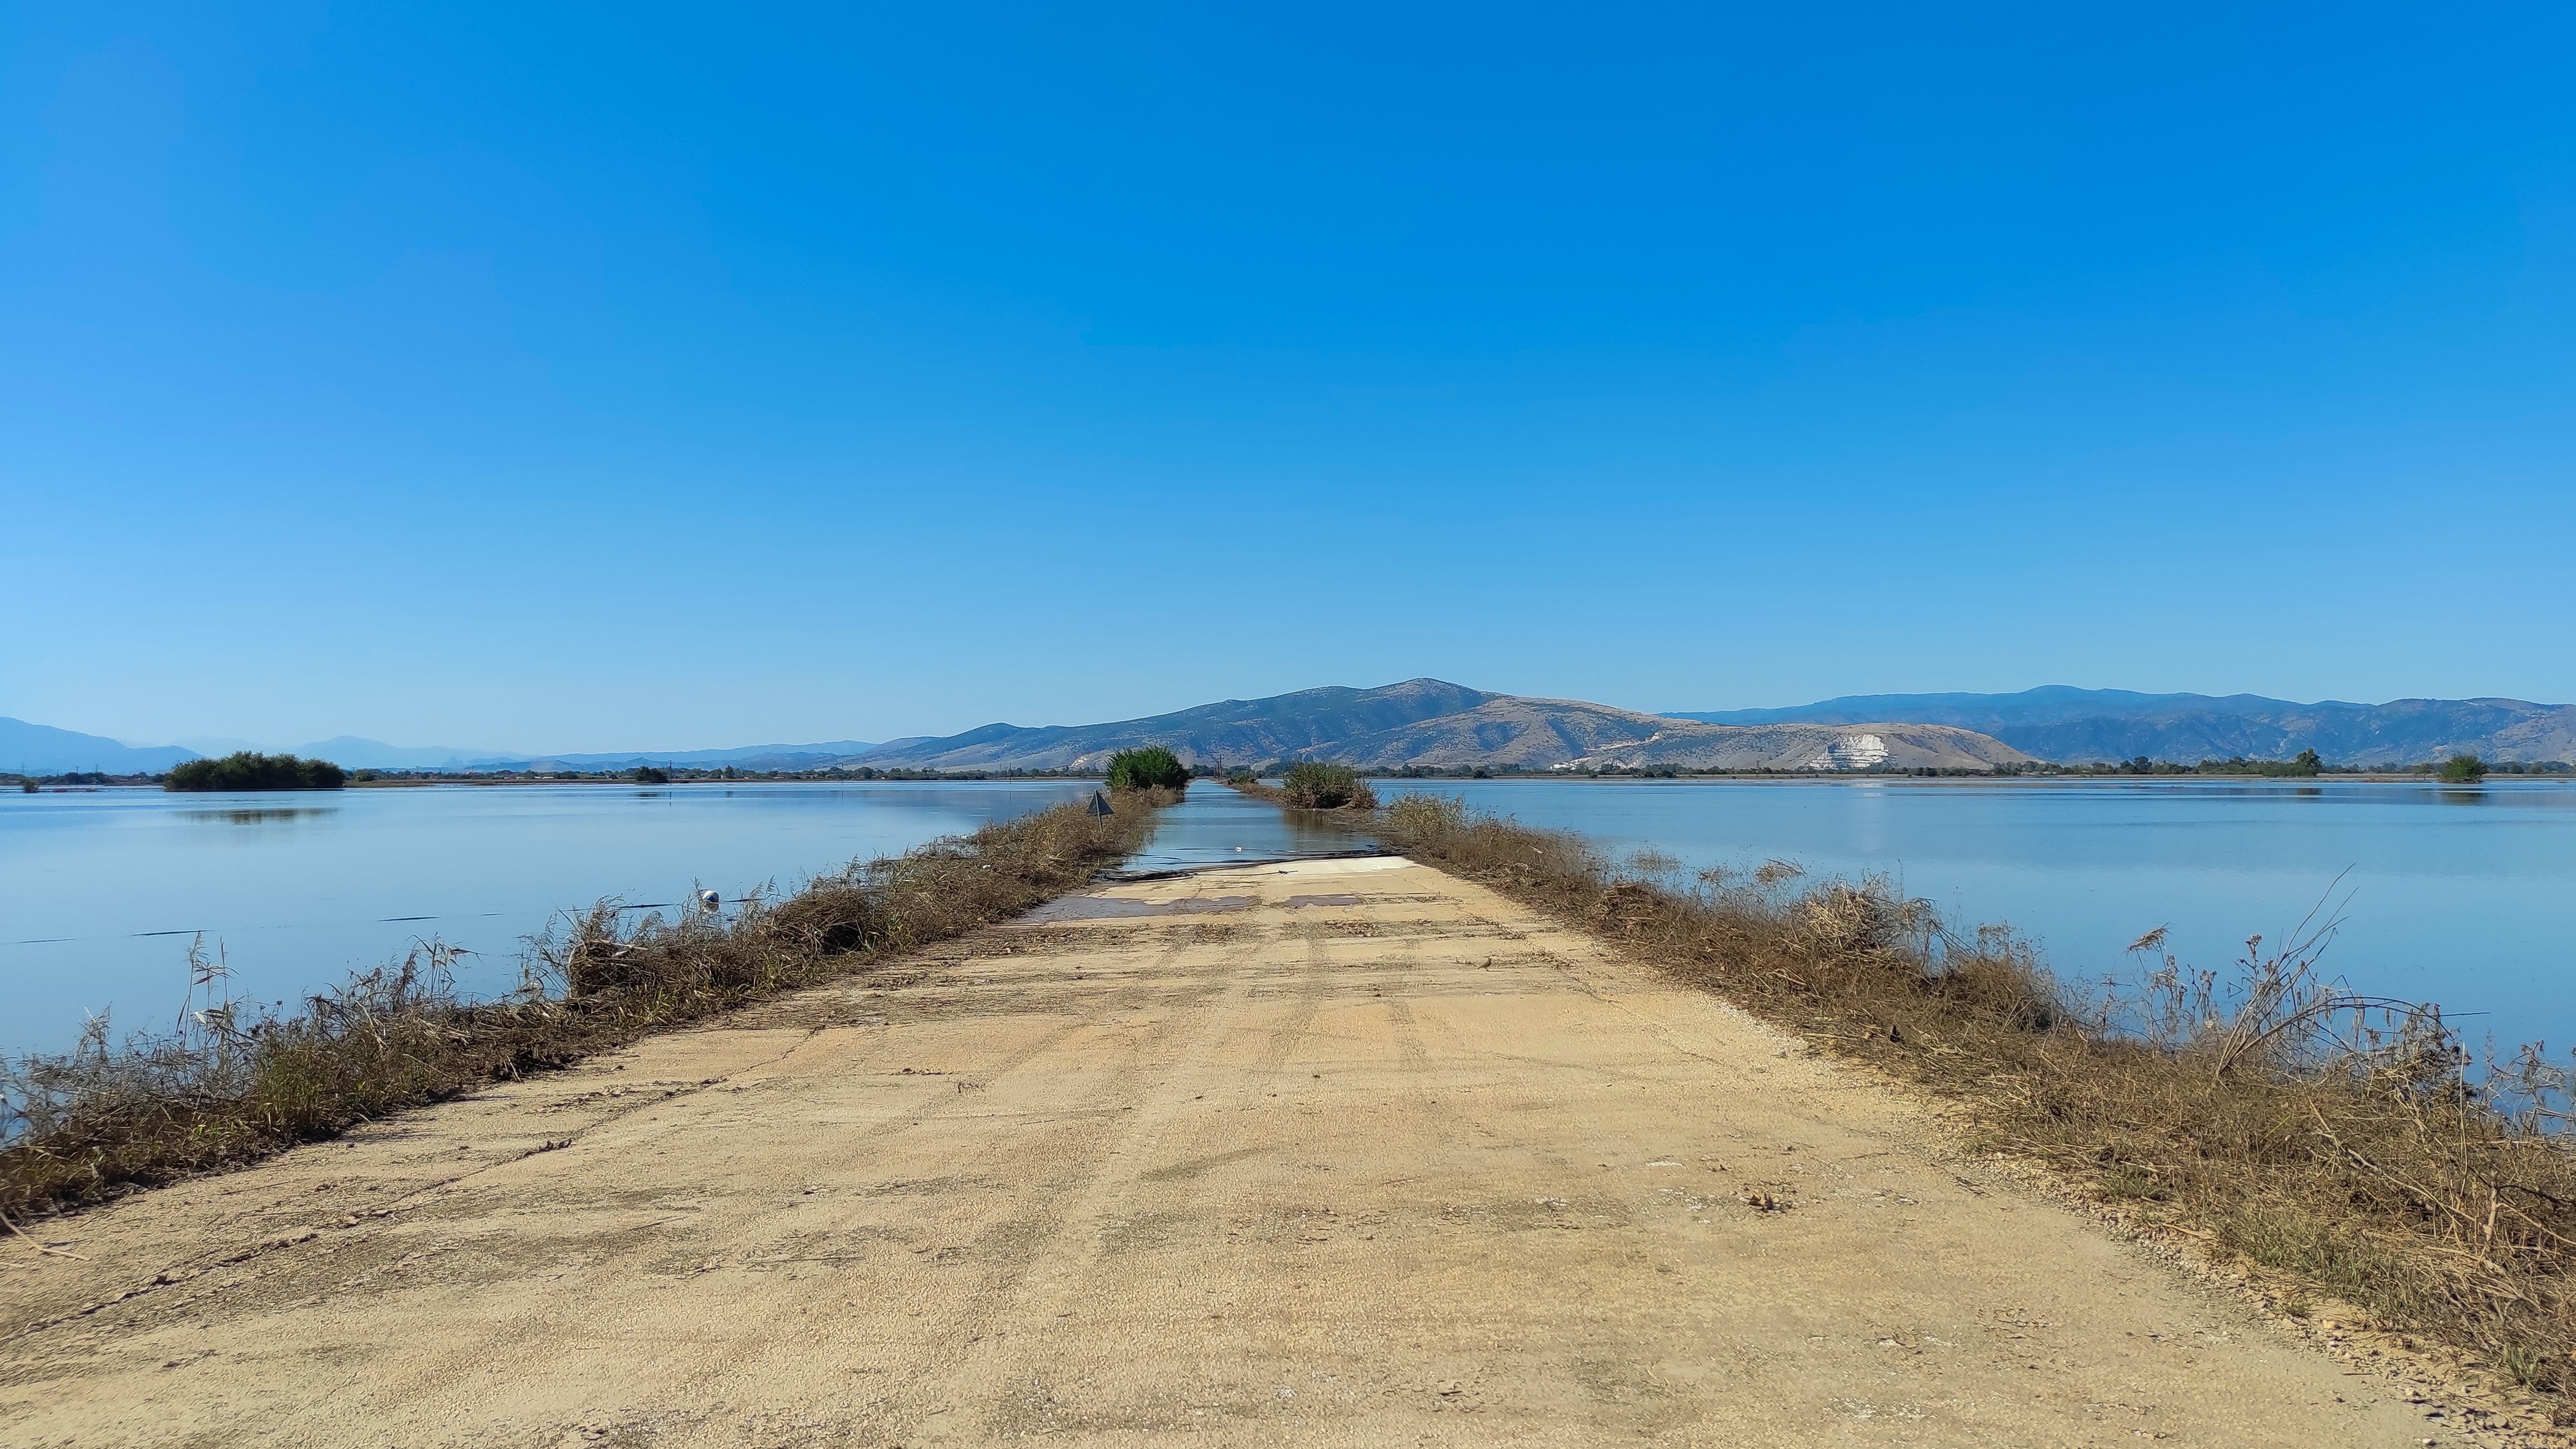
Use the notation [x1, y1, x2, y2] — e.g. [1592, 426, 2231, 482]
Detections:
[1105, 746, 1189, 791]
[165, 752, 347, 792]
[2292, 749, 2322, 776]
[2437, 753, 2488, 784]
[632, 765, 671, 785]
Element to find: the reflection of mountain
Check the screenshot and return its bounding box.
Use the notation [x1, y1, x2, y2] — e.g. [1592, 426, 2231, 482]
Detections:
[852, 679, 2031, 773]
[1666, 687, 2576, 765]
[0, 717, 199, 774]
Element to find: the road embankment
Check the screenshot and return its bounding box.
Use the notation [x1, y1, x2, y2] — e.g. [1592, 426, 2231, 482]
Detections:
[1, 856, 2470, 1445]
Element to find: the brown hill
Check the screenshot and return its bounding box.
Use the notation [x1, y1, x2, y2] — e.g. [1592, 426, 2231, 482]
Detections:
[855, 680, 2031, 773]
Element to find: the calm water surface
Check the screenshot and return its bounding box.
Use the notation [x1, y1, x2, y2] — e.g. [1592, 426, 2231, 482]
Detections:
[1, 781, 1100, 1055]
[11, 778, 2571, 1058]
[1119, 786, 1369, 874]
[1375, 778, 2576, 1048]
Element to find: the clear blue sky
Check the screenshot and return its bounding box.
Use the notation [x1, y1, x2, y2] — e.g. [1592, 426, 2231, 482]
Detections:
[6, 4, 2570, 751]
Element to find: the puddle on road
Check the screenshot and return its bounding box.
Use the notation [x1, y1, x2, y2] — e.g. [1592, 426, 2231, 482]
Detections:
[1018, 894, 1259, 924]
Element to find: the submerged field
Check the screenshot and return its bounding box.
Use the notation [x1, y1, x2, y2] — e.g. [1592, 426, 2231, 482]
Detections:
[0, 781, 1109, 1057]
[1373, 776, 2576, 1048]
[12, 774, 2569, 1060]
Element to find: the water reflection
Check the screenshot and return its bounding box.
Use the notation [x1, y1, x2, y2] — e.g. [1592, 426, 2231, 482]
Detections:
[179, 807, 340, 825]
[1120, 786, 1373, 874]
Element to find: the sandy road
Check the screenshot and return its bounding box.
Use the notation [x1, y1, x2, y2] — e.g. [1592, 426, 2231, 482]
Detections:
[2, 857, 2439, 1447]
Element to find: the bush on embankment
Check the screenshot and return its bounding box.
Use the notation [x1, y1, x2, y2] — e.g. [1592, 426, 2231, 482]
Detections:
[165, 752, 347, 791]
[1105, 746, 1189, 792]
[1279, 761, 1377, 810]
[1376, 792, 2576, 1399]
[0, 791, 1171, 1218]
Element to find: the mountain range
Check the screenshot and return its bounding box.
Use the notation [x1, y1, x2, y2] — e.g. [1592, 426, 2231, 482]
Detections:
[0, 721, 878, 775]
[10, 681, 2570, 778]
[0, 717, 199, 774]
[1666, 687, 2576, 766]
[847, 680, 2028, 773]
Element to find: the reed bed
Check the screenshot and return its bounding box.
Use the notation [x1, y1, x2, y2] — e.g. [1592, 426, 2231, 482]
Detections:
[1374, 792, 2576, 1400]
[1235, 763, 1377, 811]
[1, 789, 1172, 1219]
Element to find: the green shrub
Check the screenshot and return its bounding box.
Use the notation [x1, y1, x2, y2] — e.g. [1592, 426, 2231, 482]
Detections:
[2437, 753, 2487, 784]
[1106, 746, 1189, 791]
[1281, 760, 1377, 809]
[164, 752, 346, 792]
[632, 766, 671, 784]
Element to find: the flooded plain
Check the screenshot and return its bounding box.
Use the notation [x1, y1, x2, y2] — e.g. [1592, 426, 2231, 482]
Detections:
[1375, 777, 2576, 1052]
[7, 776, 2571, 1059]
[0, 781, 1101, 1055]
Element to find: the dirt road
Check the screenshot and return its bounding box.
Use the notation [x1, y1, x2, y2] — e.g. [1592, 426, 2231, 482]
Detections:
[3, 858, 2439, 1446]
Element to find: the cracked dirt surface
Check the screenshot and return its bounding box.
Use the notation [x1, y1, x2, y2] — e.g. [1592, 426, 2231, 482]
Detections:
[1, 858, 2446, 1446]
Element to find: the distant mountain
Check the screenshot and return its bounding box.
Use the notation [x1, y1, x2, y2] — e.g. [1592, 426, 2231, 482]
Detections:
[174, 735, 264, 756]
[290, 737, 528, 770]
[1, 719, 887, 775]
[856, 680, 1501, 772]
[288, 738, 881, 771]
[1665, 687, 2576, 765]
[0, 717, 199, 774]
[855, 679, 2031, 773]
[506, 743, 880, 772]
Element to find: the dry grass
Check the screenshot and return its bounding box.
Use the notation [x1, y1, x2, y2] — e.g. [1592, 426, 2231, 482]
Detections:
[1377, 793, 2576, 1400]
[1, 789, 1172, 1219]
[1241, 763, 1378, 811]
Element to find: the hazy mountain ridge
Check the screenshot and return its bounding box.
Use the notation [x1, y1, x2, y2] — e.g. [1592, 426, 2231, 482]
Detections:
[854, 681, 2032, 773]
[1666, 687, 2576, 765]
[0, 717, 199, 774]
[0, 722, 881, 775]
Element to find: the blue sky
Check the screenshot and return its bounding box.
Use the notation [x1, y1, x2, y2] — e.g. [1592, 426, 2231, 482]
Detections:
[5, 4, 2570, 751]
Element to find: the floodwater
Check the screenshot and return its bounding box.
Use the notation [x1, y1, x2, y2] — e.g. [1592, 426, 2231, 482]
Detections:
[1116, 784, 1370, 875]
[0, 781, 1100, 1056]
[1373, 778, 2576, 1051]
[11, 776, 2569, 1059]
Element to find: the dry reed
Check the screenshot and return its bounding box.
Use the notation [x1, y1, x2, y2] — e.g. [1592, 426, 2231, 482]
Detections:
[1, 789, 1172, 1218]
